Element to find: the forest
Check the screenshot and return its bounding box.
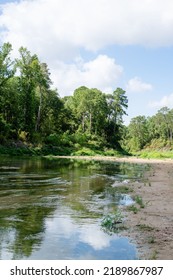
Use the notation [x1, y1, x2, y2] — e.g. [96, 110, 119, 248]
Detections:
[0, 42, 173, 157]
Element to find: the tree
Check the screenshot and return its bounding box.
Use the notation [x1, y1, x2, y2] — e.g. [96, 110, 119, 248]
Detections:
[147, 107, 173, 144]
[105, 88, 128, 146]
[127, 115, 149, 151]
[16, 48, 52, 138]
[0, 42, 15, 88]
[16, 47, 38, 135]
[0, 43, 17, 139]
[0, 77, 20, 133]
[34, 62, 52, 132]
[40, 89, 64, 136]
[107, 88, 128, 125]
[65, 86, 108, 135]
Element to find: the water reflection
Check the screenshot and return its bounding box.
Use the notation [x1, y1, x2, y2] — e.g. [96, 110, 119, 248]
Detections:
[0, 156, 149, 260]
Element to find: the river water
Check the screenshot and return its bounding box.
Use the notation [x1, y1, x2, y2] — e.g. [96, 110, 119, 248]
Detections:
[0, 156, 148, 260]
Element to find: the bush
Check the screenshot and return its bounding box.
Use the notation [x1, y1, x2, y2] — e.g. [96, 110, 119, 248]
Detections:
[19, 131, 28, 142]
[0, 135, 6, 145]
[72, 147, 97, 156]
[103, 149, 122, 157]
[44, 134, 61, 146]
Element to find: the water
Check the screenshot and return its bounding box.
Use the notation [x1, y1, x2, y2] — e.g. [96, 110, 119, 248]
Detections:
[0, 156, 148, 260]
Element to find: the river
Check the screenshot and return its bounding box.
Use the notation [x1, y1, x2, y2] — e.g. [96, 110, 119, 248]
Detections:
[0, 156, 148, 260]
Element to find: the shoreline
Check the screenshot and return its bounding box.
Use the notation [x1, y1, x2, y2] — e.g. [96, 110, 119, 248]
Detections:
[53, 155, 173, 164]
[55, 155, 173, 259]
[122, 161, 173, 260]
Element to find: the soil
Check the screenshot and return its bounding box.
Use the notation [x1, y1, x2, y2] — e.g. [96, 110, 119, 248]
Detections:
[56, 155, 173, 259]
[122, 161, 173, 260]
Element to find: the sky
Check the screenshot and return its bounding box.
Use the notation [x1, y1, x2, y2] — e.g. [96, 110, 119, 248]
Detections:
[1, 0, 173, 124]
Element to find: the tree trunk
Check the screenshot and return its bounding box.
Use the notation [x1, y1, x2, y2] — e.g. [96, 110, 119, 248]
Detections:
[89, 112, 92, 134]
[35, 85, 42, 132]
[82, 114, 85, 132]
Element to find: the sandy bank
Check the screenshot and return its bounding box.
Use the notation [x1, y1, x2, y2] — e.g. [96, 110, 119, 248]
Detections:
[123, 162, 173, 260]
[54, 155, 173, 164]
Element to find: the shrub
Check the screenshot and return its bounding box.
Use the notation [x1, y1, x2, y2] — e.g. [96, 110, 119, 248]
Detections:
[72, 147, 97, 156]
[44, 134, 61, 146]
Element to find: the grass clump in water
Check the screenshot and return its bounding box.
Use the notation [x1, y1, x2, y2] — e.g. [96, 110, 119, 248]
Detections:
[101, 210, 126, 234]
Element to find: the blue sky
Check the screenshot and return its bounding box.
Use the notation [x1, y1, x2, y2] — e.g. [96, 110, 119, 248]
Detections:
[1, 0, 173, 124]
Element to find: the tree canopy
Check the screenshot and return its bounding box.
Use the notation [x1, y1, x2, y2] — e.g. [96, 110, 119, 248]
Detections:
[0, 42, 129, 155]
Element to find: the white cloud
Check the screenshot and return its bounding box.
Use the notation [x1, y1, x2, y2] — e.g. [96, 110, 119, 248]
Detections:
[149, 93, 173, 108]
[1, 0, 173, 57]
[0, 0, 172, 96]
[126, 77, 153, 92]
[51, 55, 123, 95]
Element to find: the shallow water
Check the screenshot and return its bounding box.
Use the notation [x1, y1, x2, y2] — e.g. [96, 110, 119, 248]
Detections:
[0, 156, 148, 260]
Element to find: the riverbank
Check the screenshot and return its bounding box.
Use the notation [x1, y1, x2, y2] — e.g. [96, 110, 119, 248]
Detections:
[55, 155, 173, 259]
[52, 155, 173, 164]
[123, 161, 173, 260]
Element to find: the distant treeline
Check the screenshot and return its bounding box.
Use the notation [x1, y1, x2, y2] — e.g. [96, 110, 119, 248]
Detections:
[122, 107, 173, 152]
[0, 43, 171, 156]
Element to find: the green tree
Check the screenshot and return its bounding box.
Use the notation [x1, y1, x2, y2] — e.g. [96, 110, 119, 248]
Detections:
[147, 107, 173, 144]
[0, 42, 15, 88]
[65, 86, 108, 135]
[105, 88, 128, 146]
[107, 88, 128, 125]
[16, 47, 38, 136]
[34, 62, 52, 132]
[40, 89, 64, 136]
[0, 43, 17, 140]
[127, 115, 149, 151]
[16, 48, 53, 138]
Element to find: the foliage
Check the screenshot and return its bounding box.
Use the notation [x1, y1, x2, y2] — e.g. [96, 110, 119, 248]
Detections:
[127, 205, 139, 214]
[123, 107, 173, 155]
[134, 195, 145, 208]
[0, 42, 128, 156]
[101, 210, 124, 234]
[72, 147, 98, 156]
[2, 42, 173, 158]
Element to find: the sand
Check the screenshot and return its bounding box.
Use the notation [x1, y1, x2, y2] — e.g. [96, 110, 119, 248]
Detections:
[56, 156, 173, 259]
[122, 161, 173, 260]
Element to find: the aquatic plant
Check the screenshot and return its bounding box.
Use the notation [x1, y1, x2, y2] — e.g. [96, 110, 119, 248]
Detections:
[101, 210, 125, 234]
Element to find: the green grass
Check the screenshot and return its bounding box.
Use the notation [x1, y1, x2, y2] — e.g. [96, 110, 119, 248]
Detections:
[134, 195, 145, 208]
[127, 205, 139, 214]
[136, 150, 173, 159]
[150, 250, 158, 260]
[148, 236, 155, 244]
